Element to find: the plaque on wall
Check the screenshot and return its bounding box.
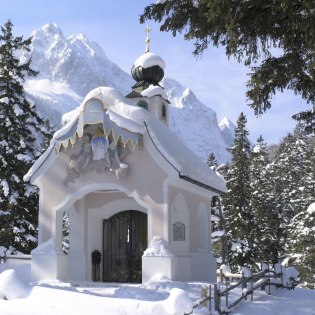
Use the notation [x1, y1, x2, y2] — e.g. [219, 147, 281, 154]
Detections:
[173, 221, 185, 241]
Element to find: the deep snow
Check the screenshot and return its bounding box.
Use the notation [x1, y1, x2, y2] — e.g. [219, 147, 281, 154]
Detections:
[0, 263, 314, 315]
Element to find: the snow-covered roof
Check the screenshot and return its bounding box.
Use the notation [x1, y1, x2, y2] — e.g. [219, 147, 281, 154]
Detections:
[24, 87, 227, 193]
[144, 112, 227, 193]
[134, 52, 166, 69]
[58, 87, 146, 137]
[141, 85, 167, 99]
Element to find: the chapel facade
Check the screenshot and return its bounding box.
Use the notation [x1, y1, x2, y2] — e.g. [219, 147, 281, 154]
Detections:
[25, 32, 227, 284]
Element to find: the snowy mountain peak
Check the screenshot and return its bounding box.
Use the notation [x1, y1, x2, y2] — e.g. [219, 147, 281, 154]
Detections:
[35, 23, 63, 37]
[68, 32, 86, 42]
[219, 116, 235, 130]
[162, 77, 185, 99]
[160, 77, 232, 162]
[24, 24, 234, 163]
[182, 88, 201, 108]
[67, 33, 107, 59]
[163, 78, 216, 117]
[25, 23, 133, 97]
[31, 23, 64, 46]
[219, 116, 236, 147]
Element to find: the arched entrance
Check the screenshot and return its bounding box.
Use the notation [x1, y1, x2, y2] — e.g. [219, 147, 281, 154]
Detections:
[103, 210, 147, 283]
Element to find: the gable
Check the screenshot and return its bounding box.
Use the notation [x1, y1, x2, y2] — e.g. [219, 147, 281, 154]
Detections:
[25, 87, 226, 195]
[55, 99, 142, 151]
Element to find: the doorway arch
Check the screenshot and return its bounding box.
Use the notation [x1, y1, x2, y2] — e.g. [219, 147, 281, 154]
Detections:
[103, 210, 147, 283]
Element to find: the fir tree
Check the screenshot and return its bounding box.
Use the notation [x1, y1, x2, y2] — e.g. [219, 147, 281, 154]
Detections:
[250, 136, 280, 264]
[211, 195, 228, 265]
[0, 20, 49, 254]
[208, 152, 228, 264]
[222, 112, 256, 269]
[272, 125, 312, 219]
[290, 124, 315, 211]
[263, 124, 314, 266]
[305, 136, 315, 204]
[264, 133, 296, 262]
[286, 203, 315, 289]
[284, 128, 315, 287]
[207, 152, 218, 168]
[140, 1, 315, 132]
[62, 211, 70, 254]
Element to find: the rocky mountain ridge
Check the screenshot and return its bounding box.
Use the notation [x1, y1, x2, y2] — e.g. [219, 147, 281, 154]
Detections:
[23, 23, 235, 163]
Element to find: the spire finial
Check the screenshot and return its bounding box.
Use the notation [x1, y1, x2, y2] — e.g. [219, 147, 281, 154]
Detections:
[145, 25, 152, 53]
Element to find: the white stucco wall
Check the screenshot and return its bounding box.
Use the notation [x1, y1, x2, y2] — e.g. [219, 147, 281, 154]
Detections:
[34, 124, 169, 246]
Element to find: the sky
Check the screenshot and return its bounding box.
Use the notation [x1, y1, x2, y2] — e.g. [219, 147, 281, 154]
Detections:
[0, 0, 311, 144]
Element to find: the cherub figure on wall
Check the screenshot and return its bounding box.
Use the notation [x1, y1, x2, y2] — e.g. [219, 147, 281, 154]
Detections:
[76, 133, 92, 170]
[108, 141, 121, 170]
[63, 127, 131, 185]
[108, 141, 129, 179]
[63, 154, 80, 187]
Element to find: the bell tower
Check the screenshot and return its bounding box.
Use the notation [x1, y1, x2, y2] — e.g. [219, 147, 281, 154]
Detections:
[126, 27, 170, 126]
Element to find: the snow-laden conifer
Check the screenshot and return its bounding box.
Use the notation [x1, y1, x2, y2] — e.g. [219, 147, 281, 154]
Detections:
[222, 112, 256, 269]
[250, 135, 281, 264]
[286, 203, 315, 289]
[0, 20, 50, 255]
[284, 126, 315, 288]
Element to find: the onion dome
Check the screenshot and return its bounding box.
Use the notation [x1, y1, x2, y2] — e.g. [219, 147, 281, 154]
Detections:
[131, 52, 165, 89]
[126, 26, 167, 98]
[131, 64, 163, 85]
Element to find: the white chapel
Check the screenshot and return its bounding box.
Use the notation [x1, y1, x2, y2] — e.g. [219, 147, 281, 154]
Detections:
[24, 30, 227, 284]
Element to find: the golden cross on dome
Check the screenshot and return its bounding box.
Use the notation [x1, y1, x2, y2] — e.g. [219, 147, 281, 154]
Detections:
[145, 25, 152, 53]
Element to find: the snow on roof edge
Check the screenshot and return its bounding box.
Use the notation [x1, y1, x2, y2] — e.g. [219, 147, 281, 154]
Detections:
[24, 140, 56, 182]
[141, 85, 167, 99]
[55, 87, 146, 140]
[143, 116, 227, 194]
[134, 52, 166, 70]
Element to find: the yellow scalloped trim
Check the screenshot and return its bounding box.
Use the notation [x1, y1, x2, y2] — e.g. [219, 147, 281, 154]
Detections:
[57, 124, 141, 151]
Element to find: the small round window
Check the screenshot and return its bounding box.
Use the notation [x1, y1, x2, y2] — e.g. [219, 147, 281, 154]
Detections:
[137, 100, 149, 110]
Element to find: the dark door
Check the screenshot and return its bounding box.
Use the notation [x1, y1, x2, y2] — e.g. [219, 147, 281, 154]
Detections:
[103, 210, 147, 283]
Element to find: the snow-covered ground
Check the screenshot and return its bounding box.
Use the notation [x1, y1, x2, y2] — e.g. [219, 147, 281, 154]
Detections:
[0, 263, 314, 315]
